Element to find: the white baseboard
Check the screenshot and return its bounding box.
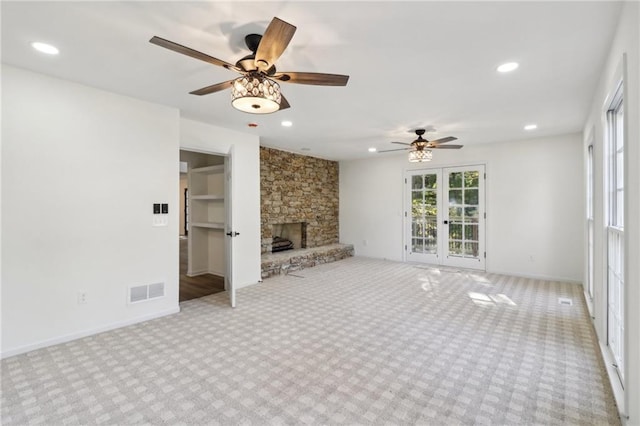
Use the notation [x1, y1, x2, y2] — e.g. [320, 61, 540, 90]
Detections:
[187, 268, 209, 277]
[398, 257, 582, 284]
[486, 269, 582, 284]
[234, 280, 260, 290]
[187, 269, 224, 277]
[0, 306, 180, 359]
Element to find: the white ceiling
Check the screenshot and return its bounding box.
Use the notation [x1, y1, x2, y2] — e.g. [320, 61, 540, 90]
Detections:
[1, 1, 622, 161]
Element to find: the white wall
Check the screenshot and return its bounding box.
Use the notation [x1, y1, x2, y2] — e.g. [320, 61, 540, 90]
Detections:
[180, 118, 262, 289]
[0, 67, 263, 358]
[340, 133, 584, 282]
[1, 65, 180, 357]
[582, 2, 639, 423]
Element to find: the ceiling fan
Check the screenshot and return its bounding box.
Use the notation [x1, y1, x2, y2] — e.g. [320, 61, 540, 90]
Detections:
[150, 17, 349, 114]
[378, 129, 462, 162]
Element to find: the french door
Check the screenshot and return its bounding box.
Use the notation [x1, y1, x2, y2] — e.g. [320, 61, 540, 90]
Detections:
[406, 165, 485, 270]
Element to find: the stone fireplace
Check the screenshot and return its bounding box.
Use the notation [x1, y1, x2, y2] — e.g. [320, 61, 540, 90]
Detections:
[260, 147, 339, 254]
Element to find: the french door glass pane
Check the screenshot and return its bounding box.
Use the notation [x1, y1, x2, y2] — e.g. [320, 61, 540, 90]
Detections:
[449, 241, 462, 255]
[449, 190, 463, 204]
[464, 189, 478, 204]
[449, 172, 462, 188]
[466, 172, 479, 187]
[449, 207, 462, 219]
[465, 224, 478, 240]
[412, 220, 421, 238]
[464, 242, 479, 256]
[412, 175, 423, 190]
[449, 224, 462, 239]
[425, 174, 437, 188]
[464, 207, 478, 219]
[425, 191, 436, 206]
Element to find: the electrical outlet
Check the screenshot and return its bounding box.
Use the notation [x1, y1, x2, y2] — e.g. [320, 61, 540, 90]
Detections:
[77, 292, 87, 304]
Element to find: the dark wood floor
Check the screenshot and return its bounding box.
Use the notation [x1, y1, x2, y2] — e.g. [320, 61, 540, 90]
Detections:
[180, 238, 225, 302]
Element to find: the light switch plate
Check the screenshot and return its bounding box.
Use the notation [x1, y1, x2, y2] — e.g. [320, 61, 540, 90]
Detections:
[153, 215, 169, 227]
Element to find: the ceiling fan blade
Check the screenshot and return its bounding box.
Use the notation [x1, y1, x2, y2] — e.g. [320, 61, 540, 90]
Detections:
[189, 80, 234, 96]
[378, 148, 410, 153]
[279, 94, 291, 110]
[428, 136, 457, 144]
[272, 72, 349, 86]
[150, 36, 240, 72]
[255, 17, 296, 72]
[391, 141, 411, 146]
[431, 144, 464, 149]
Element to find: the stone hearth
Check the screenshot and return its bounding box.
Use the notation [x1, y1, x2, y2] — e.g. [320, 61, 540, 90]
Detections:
[261, 243, 354, 279]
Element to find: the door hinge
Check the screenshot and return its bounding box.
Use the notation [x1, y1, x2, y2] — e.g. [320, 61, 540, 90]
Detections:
[484, 212, 486, 219]
[404, 178, 407, 184]
[484, 172, 486, 180]
[404, 245, 407, 251]
[404, 211, 407, 217]
[484, 251, 486, 258]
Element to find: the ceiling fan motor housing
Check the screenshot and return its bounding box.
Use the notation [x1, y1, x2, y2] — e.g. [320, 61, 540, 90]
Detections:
[245, 33, 262, 52]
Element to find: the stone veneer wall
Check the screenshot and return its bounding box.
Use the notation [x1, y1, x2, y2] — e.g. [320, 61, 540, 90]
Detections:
[260, 147, 339, 254]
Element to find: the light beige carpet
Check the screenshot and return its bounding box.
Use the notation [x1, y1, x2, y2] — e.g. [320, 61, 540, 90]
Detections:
[1, 257, 620, 425]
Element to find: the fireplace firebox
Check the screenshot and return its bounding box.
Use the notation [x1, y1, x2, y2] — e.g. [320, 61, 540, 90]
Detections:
[271, 222, 307, 253]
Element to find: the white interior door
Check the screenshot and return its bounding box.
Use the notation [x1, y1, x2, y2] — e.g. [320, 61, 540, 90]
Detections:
[224, 155, 235, 308]
[406, 165, 485, 270]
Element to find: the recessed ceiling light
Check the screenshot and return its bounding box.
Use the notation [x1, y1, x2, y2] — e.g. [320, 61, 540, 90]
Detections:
[281, 120, 293, 127]
[368, 147, 377, 153]
[524, 124, 538, 130]
[31, 42, 59, 55]
[497, 62, 518, 73]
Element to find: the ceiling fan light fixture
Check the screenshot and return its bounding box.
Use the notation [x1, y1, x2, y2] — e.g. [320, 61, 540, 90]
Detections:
[231, 73, 281, 114]
[408, 149, 433, 163]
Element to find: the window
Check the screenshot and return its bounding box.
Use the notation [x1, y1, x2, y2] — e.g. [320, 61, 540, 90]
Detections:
[605, 82, 624, 384]
[586, 144, 594, 302]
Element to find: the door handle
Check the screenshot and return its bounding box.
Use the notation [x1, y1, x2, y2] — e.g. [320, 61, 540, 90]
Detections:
[226, 231, 240, 237]
[443, 220, 449, 225]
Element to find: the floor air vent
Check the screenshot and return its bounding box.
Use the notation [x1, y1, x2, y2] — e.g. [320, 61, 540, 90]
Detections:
[129, 283, 165, 304]
[558, 297, 573, 306]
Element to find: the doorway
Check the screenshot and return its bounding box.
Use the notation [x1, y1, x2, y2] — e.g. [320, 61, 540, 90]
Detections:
[405, 164, 486, 270]
[179, 150, 226, 302]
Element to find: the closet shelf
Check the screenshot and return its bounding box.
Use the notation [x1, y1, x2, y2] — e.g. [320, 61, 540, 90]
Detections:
[191, 164, 224, 175]
[191, 222, 225, 230]
[191, 195, 224, 201]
